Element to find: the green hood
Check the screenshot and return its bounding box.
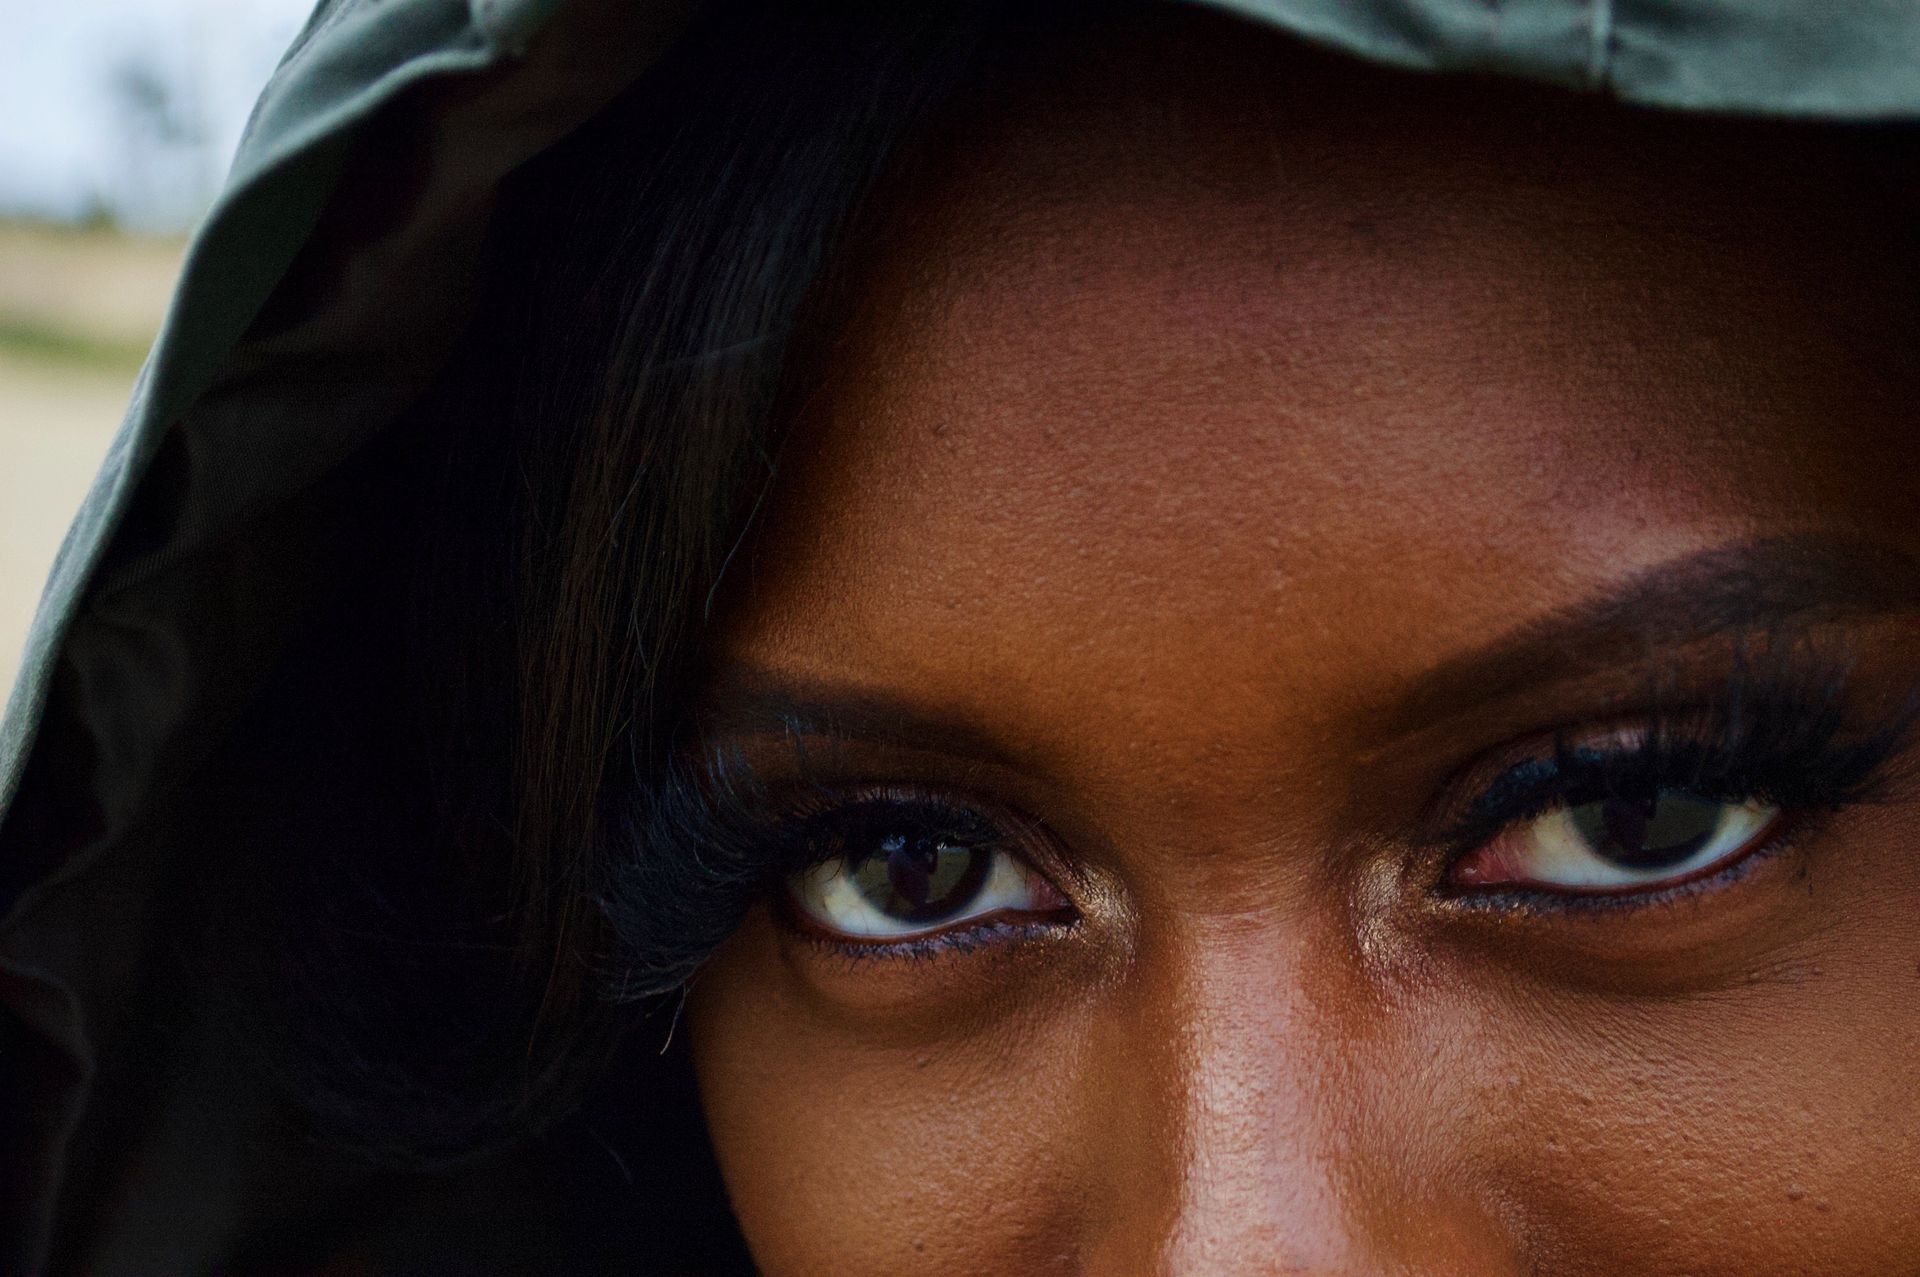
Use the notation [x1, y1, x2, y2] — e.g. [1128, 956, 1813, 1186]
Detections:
[4, 0, 1916, 1270]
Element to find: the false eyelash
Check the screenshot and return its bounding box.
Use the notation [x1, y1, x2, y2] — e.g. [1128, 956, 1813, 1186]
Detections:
[599, 744, 1015, 998]
[654, 747, 1011, 877]
[767, 792, 1013, 873]
[599, 745, 800, 1001]
[1440, 647, 1920, 852]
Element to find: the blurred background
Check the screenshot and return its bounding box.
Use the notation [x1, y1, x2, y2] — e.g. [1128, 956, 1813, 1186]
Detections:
[1, 0, 313, 686]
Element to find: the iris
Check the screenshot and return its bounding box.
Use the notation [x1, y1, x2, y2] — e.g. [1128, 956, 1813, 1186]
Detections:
[851, 834, 993, 924]
[1567, 791, 1725, 871]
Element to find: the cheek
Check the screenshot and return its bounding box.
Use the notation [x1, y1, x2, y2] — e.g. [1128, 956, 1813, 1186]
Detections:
[1459, 993, 1920, 1273]
[687, 918, 1104, 1276]
[1411, 850, 1920, 1271]
[685, 850, 1920, 1273]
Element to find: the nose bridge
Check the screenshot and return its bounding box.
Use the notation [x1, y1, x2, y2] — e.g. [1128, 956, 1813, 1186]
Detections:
[1171, 995, 1356, 1273]
[1087, 918, 1376, 1275]
[1084, 916, 1523, 1276]
[1172, 924, 1380, 1274]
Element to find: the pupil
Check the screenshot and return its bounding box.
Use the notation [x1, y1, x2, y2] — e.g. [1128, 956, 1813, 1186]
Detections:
[1569, 790, 1724, 871]
[849, 832, 991, 923]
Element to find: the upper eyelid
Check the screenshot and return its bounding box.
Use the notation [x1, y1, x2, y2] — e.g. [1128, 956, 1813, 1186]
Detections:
[1436, 743, 1644, 851]
[792, 793, 1005, 849]
[1435, 689, 1917, 854]
[1445, 740, 1717, 842]
[758, 785, 1055, 876]
[698, 646, 1919, 857]
[672, 734, 1068, 887]
[1372, 535, 1920, 747]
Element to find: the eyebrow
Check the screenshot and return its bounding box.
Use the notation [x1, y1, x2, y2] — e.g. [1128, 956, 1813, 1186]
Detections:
[1374, 532, 1920, 740]
[696, 673, 1024, 768]
[698, 532, 1920, 763]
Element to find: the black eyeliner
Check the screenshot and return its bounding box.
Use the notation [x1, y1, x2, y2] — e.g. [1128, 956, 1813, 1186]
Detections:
[1437, 643, 1919, 856]
[603, 742, 1039, 993]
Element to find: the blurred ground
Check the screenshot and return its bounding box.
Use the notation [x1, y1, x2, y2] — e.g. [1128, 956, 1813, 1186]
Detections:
[0, 220, 184, 688]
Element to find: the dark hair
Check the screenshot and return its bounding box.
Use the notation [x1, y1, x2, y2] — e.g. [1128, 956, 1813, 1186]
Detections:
[193, 1, 1920, 1180]
[504, 0, 999, 1027]
[60, 5, 1920, 1262]
[181, 0, 1049, 1177]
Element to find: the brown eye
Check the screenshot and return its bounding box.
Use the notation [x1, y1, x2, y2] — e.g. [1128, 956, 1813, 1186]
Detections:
[841, 833, 994, 925]
[788, 824, 1066, 941]
[1452, 791, 1781, 893]
[1569, 792, 1728, 871]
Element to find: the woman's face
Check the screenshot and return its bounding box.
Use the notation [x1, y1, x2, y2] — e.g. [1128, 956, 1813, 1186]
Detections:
[685, 20, 1920, 1275]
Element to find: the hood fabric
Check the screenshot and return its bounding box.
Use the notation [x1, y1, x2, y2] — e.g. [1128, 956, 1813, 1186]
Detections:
[3, 0, 1916, 1270]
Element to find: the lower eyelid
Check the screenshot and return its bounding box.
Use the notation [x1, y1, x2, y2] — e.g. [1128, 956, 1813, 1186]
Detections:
[779, 904, 1072, 963]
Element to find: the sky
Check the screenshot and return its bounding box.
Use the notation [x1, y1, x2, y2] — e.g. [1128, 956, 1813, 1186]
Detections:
[1, 0, 317, 230]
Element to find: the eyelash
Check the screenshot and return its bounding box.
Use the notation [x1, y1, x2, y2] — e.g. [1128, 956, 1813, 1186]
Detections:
[1433, 654, 1918, 901]
[789, 912, 1069, 965]
[614, 650, 1920, 981]
[608, 760, 1062, 981]
[765, 792, 1066, 956]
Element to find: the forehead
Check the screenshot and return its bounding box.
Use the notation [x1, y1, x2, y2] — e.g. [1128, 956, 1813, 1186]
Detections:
[714, 17, 1916, 771]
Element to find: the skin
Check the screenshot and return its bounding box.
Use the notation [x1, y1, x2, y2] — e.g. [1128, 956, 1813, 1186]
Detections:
[685, 14, 1920, 1274]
